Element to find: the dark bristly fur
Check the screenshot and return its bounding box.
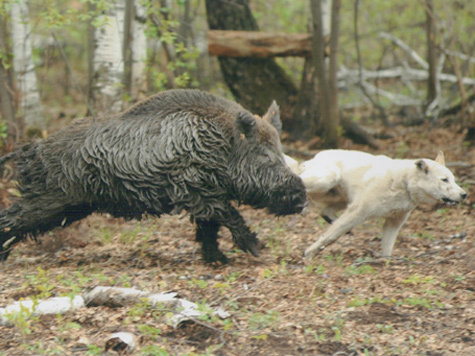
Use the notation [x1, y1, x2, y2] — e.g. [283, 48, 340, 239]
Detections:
[0, 89, 306, 263]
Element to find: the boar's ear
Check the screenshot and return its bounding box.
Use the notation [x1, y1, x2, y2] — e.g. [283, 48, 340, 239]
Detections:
[434, 151, 445, 166]
[236, 112, 257, 140]
[415, 160, 429, 174]
[262, 100, 282, 134]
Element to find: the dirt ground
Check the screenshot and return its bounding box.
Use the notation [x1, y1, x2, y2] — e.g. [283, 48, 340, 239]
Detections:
[0, 121, 474, 356]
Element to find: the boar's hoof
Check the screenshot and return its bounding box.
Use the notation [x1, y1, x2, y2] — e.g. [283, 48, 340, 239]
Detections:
[202, 247, 229, 265]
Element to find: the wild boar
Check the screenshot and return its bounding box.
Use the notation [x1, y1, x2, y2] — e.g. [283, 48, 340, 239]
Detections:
[0, 89, 306, 263]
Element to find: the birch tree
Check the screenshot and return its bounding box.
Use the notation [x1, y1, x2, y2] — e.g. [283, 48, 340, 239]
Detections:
[0, 13, 18, 148]
[89, 1, 125, 116]
[130, 1, 147, 95]
[10, 0, 46, 134]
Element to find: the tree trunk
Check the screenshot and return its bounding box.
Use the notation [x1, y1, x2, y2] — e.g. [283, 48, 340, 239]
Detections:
[205, 0, 298, 129]
[123, 0, 147, 99]
[130, 0, 147, 97]
[425, 0, 438, 105]
[123, 0, 134, 98]
[10, 0, 46, 135]
[325, 0, 341, 148]
[88, 0, 125, 116]
[311, 0, 331, 146]
[0, 14, 20, 148]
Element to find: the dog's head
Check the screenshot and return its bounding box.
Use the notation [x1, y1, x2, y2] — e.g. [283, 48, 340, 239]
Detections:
[410, 151, 467, 205]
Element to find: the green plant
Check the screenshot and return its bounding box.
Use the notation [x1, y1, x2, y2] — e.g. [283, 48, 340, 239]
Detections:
[345, 264, 377, 276]
[413, 231, 436, 240]
[0, 122, 8, 146]
[305, 263, 326, 275]
[4, 303, 37, 336]
[248, 310, 280, 331]
[56, 314, 82, 333]
[348, 295, 393, 308]
[402, 274, 436, 285]
[305, 328, 326, 341]
[25, 267, 56, 299]
[187, 278, 209, 289]
[326, 252, 344, 266]
[96, 227, 113, 244]
[128, 298, 153, 320]
[376, 323, 395, 334]
[453, 274, 466, 282]
[85, 344, 102, 356]
[195, 302, 220, 324]
[400, 297, 443, 309]
[144, 3, 200, 90]
[332, 326, 342, 341]
[20, 340, 51, 355]
[140, 345, 169, 356]
[119, 226, 141, 245]
[213, 281, 231, 294]
[138, 324, 162, 340]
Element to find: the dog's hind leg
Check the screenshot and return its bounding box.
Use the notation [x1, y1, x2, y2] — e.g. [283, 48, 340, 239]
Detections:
[380, 211, 411, 257]
[305, 204, 368, 259]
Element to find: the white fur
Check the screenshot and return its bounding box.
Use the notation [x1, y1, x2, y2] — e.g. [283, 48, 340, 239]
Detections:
[289, 150, 467, 259]
[284, 154, 301, 174]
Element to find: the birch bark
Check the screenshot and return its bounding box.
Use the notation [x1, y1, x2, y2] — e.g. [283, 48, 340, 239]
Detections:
[10, 0, 46, 132]
[89, 1, 125, 115]
[131, 0, 147, 96]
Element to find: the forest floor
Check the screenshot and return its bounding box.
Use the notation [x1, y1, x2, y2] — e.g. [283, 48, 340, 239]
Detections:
[0, 119, 474, 356]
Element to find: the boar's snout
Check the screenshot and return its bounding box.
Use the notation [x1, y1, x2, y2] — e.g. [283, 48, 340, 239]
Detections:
[267, 175, 307, 216]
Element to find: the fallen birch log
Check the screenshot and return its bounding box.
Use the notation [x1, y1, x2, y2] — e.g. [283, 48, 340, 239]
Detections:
[0, 296, 85, 326]
[0, 286, 229, 328]
[338, 66, 475, 86]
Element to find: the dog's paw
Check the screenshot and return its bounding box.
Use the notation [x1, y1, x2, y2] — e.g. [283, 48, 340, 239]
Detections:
[304, 244, 324, 260]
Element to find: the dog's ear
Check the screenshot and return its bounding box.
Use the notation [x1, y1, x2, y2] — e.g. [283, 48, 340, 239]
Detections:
[416, 160, 429, 174]
[435, 151, 445, 166]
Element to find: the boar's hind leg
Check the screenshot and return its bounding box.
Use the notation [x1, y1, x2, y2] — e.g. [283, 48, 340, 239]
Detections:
[0, 197, 94, 260]
[195, 219, 228, 264]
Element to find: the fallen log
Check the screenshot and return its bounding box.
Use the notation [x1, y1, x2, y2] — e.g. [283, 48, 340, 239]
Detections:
[207, 30, 329, 58]
[0, 286, 230, 328]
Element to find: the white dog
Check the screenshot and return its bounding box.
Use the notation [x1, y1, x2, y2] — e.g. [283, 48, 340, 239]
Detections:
[291, 150, 467, 259]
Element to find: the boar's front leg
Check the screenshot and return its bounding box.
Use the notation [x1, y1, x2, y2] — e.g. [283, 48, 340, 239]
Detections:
[194, 203, 259, 264]
[195, 219, 228, 264]
[219, 205, 260, 257]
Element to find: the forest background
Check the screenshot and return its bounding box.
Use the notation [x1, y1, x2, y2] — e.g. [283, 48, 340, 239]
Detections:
[0, 0, 474, 149]
[0, 1, 474, 356]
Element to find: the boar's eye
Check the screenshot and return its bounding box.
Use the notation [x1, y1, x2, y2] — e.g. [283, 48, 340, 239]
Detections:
[261, 152, 272, 162]
[441, 178, 449, 183]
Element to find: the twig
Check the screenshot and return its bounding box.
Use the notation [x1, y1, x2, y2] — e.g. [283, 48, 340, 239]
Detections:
[360, 81, 422, 106]
[379, 31, 429, 69]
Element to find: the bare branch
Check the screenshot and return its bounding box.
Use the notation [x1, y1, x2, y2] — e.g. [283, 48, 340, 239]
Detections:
[379, 31, 429, 70]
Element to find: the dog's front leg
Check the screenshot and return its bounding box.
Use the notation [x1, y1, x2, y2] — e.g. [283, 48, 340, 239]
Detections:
[380, 211, 411, 256]
[304, 205, 368, 259]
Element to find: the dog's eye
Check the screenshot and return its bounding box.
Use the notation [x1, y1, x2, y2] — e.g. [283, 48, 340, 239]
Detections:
[441, 178, 449, 183]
